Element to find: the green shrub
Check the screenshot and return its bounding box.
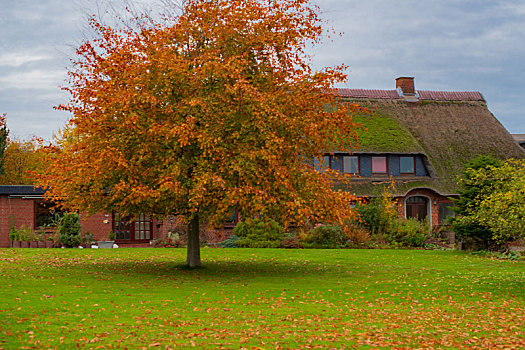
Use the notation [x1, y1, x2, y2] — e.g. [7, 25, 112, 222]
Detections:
[304, 224, 348, 248]
[391, 218, 429, 247]
[281, 232, 302, 249]
[82, 232, 94, 246]
[355, 202, 381, 233]
[9, 228, 18, 242]
[233, 218, 284, 248]
[58, 213, 82, 248]
[217, 235, 240, 248]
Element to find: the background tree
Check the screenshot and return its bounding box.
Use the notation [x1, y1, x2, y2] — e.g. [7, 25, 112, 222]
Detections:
[37, 0, 364, 267]
[451, 155, 502, 249]
[455, 158, 524, 245]
[0, 137, 45, 185]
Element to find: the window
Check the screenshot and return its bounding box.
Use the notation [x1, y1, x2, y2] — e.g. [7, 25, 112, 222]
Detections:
[315, 154, 359, 173]
[114, 213, 131, 240]
[313, 156, 330, 172]
[35, 202, 64, 228]
[331, 155, 343, 172]
[400, 156, 415, 174]
[224, 209, 238, 228]
[113, 213, 152, 241]
[344, 156, 359, 174]
[134, 213, 151, 240]
[371, 156, 387, 174]
[324, 155, 330, 169]
[439, 203, 455, 225]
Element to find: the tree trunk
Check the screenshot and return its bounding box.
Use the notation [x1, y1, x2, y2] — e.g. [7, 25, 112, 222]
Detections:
[186, 214, 201, 268]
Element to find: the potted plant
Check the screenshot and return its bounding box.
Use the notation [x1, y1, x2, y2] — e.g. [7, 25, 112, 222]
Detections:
[82, 232, 94, 248]
[97, 230, 115, 249]
[36, 228, 47, 248]
[9, 227, 21, 248]
[28, 229, 39, 248]
[17, 225, 32, 248]
[45, 234, 55, 248]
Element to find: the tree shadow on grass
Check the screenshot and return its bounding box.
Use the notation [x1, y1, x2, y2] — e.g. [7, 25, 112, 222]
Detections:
[33, 249, 525, 298]
[75, 257, 362, 281]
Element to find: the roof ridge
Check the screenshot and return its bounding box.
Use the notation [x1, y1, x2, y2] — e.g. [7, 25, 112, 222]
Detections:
[334, 87, 484, 102]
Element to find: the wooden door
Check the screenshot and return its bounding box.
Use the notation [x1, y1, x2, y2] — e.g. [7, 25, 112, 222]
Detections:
[406, 196, 428, 221]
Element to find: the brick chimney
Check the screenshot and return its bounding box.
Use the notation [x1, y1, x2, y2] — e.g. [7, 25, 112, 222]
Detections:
[395, 77, 415, 95]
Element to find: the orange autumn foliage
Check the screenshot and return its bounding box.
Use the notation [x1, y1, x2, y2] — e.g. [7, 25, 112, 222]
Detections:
[37, 0, 364, 233]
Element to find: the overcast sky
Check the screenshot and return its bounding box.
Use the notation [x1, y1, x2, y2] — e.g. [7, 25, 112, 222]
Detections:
[1, 0, 524, 140]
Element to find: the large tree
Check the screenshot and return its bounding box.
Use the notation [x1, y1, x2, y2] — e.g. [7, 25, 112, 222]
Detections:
[451, 155, 502, 248]
[37, 0, 363, 267]
[454, 158, 525, 245]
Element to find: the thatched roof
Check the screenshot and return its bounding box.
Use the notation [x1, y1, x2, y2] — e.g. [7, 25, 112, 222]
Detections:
[335, 88, 525, 197]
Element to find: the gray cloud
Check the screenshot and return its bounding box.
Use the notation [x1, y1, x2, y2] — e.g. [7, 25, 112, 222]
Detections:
[0, 0, 523, 139]
[310, 0, 525, 132]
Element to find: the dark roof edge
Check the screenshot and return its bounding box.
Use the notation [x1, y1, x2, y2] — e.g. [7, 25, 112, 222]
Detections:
[395, 186, 458, 198]
[0, 185, 47, 196]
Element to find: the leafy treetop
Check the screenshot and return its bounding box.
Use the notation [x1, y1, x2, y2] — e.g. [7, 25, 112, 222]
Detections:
[37, 0, 365, 266]
[454, 158, 524, 245]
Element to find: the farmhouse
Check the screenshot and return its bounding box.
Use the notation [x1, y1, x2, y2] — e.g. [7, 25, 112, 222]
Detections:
[1, 77, 523, 247]
[327, 77, 525, 228]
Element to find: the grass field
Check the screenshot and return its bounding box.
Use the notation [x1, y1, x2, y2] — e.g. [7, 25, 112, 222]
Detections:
[0, 248, 524, 349]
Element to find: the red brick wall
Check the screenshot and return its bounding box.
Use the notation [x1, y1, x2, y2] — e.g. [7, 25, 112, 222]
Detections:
[79, 212, 112, 241]
[395, 188, 454, 229]
[0, 197, 36, 247]
[82, 213, 166, 245]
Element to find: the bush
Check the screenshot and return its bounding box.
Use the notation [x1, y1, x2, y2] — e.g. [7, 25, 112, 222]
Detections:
[304, 224, 348, 249]
[280, 232, 302, 249]
[345, 224, 371, 247]
[355, 202, 381, 234]
[217, 235, 240, 248]
[353, 181, 430, 248]
[8, 228, 17, 242]
[233, 218, 284, 248]
[58, 212, 82, 248]
[391, 218, 429, 247]
[355, 181, 398, 235]
[453, 158, 525, 247]
[82, 232, 94, 246]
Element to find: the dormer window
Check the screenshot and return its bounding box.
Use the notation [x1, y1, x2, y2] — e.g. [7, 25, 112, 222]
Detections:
[344, 156, 359, 174]
[400, 156, 415, 174]
[371, 156, 387, 174]
[331, 155, 343, 172]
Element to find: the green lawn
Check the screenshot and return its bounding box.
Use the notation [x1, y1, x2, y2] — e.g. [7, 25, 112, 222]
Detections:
[0, 248, 524, 349]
